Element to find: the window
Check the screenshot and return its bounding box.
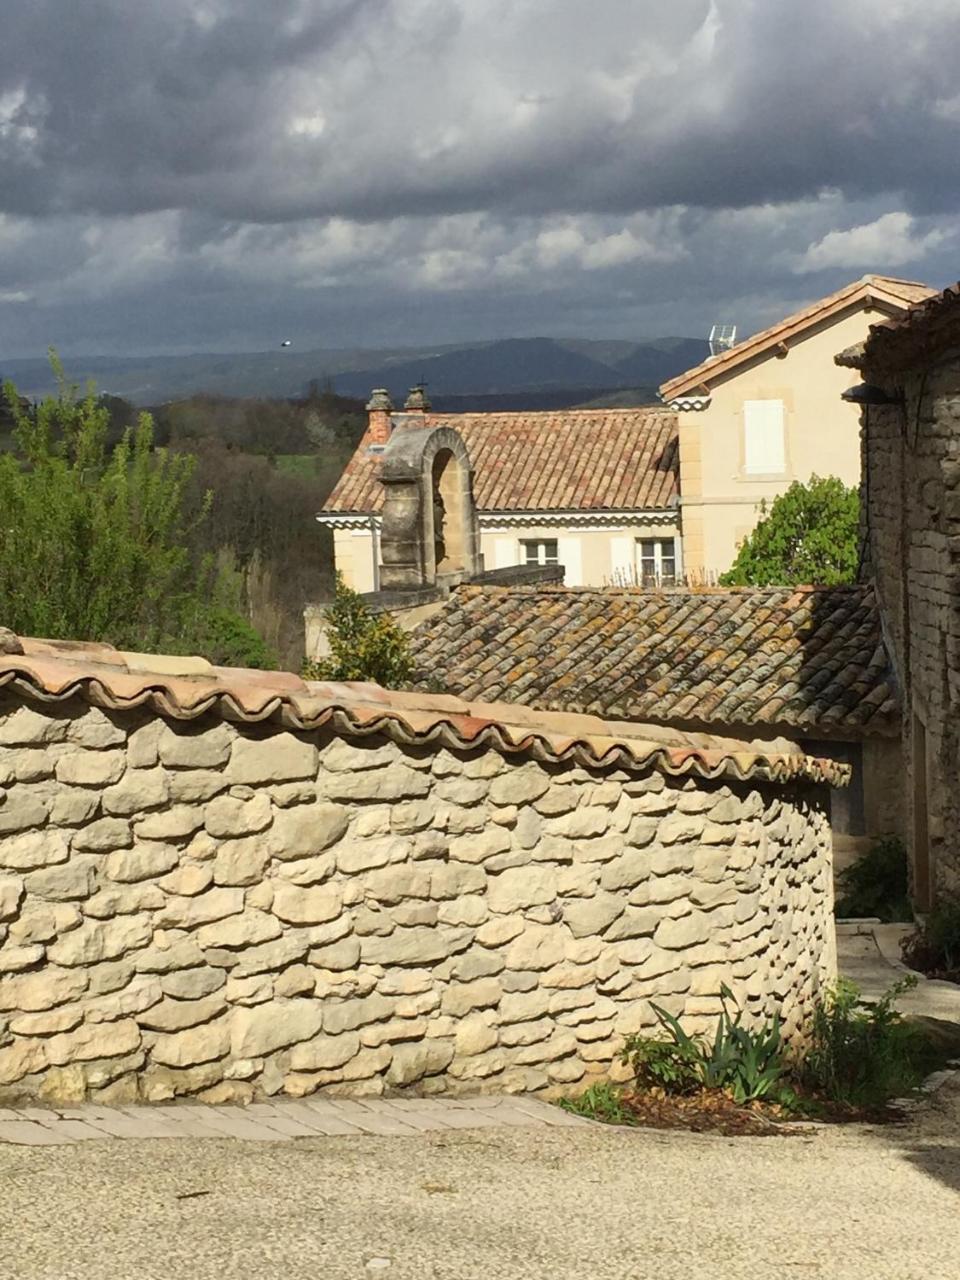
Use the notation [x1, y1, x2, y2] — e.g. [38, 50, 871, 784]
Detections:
[638, 538, 677, 586]
[743, 399, 786, 475]
[522, 539, 559, 567]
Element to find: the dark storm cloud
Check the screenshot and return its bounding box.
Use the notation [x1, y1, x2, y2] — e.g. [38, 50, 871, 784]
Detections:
[1, 0, 959, 356]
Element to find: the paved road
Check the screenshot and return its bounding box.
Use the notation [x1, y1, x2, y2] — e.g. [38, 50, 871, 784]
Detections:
[1, 1081, 958, 1280]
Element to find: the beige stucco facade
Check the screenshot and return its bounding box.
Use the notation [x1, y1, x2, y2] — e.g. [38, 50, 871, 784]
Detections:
[676, 306, 905, 581]
[330, 517, 681, 594]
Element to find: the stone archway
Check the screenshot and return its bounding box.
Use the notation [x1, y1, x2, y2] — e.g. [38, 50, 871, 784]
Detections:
[379, 426, 481, 590]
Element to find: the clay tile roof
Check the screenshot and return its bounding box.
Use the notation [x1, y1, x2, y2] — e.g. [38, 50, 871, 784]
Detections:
[407, 583, 898, 737]
[660, 275, 936, 400]
[0, 631, 847, 787]
[837, 280, 960, 370]
[321, 408, 678, 515]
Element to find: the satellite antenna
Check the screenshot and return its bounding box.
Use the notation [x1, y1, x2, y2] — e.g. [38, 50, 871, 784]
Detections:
[708, 324, 736, 357]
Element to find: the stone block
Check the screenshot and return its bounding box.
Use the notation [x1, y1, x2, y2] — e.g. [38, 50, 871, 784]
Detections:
[54, 750, 126, 787]
[440, 977, 501, 1016]
[155, 887, 245, 929]
[105, 842, 180, 884]
[225, 732, 317, 785]
[157, 863, 213, 897]
[475, 916, 525, 948]
[204, 793, 272, 840]
[135, 806, 205, 842]
[505, 924, 565, 970]
[102, 767, 170, 816]
[212, 837, 270, 886]
[151, 1016, 232, 1068]
[488, 766, 550, 807]
[448, 827, 512, 865]
[272, 882, 343, 927]
[62, 708, 124, 749]
[319, 738, 398, 772]
[197, 909, 283, 949]
[266, 803, 349, 863]
[654, 911, 712, 950]
[47, 913, 152, 967]
[46, 1018, 141, 1067]
[157, 723, 233, 769]
[0, 943, 44, 972]
[161, 967, 226, 1000]
[289, 1031, 362, 1071]
[0, 706, 67, 746]
[322, 766, 429, 803]
[48, 789, 100, 827]
[385, 1039, 454, 1085]
[139, 993, 227, 1032]
[231, 999, 324, 1058]
[487, 865, 556, 914]
[168, 770, 228, 803]
[337, 837, 409, 875]
[0, 874, 24, 920]
[228, 933, 310, 977]
[323, 992, 394, 1035]
[362, 864, 431, 904]
[551, 808, 611, 838]
[360, 926, 471, 967]
[72, 818, 132, 853]
[0, 793, 49, 836]
[561, 892, 625, 939]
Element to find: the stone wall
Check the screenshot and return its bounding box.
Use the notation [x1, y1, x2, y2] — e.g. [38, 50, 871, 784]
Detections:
[860, 357, 960, 901]
[0, 692, 835, 1104]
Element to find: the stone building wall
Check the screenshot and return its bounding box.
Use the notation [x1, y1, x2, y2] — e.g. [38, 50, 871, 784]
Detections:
[860, 357, 960, 901]
[0, 692, 835, 1104]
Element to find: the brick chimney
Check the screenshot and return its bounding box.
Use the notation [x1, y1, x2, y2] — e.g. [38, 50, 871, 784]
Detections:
[365, 388, 394, 444]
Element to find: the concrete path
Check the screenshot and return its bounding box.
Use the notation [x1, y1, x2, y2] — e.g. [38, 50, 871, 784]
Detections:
[837, 920, 960, 1023]
[0, 1095, 587, 1146]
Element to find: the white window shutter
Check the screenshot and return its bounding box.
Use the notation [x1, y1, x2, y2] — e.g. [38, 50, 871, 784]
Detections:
[743, 400, 786, 474]
[557, 536, 583, 586]
[609, 535, 635, 585]
[494, 537, 516, 569]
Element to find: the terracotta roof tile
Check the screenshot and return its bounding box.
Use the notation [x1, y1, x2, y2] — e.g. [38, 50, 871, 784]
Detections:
[407, 584, 898, 737]
[0, 632, 846, 787]
[661, 275, 936, 399]
[837, 280, 960, 370]
[322, 408, 678, 514]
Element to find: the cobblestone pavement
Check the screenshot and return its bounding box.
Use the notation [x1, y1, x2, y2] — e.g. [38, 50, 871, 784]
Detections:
[0, 1095, 588, 1145]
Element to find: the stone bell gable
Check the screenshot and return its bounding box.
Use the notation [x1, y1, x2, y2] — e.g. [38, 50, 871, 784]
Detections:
[379, 425, 483, 591]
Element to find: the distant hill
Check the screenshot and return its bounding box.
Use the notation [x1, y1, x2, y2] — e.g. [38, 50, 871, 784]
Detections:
[1, 336, 708, 407]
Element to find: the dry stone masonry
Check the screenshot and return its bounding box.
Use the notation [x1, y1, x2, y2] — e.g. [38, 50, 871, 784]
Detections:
[0, 692, 836, 1104]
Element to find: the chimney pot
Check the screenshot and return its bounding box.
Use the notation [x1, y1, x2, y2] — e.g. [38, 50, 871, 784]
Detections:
[403, 384, 432, 412]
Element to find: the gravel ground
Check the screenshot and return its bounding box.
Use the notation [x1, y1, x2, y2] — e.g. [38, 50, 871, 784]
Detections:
[1, 1079, 959, 1280]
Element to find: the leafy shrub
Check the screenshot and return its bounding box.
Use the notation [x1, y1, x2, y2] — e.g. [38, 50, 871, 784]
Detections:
[902, 895, 960, 981]
[199, 607, 276, 670]
[557, 1081, 634, 1125]
[302, 574, 413, 688]
[834, 837, 912, 922]
[622, 985, 789, 1104]
[799, 976, 935, 1107]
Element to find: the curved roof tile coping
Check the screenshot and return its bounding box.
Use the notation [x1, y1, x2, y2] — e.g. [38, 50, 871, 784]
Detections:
[0, 635, 849, 788]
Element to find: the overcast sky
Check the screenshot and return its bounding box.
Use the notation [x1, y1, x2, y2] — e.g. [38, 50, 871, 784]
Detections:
[2, 0, 959, 358]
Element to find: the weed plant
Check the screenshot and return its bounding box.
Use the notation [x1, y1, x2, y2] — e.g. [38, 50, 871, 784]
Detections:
[834, 837, 912, 922]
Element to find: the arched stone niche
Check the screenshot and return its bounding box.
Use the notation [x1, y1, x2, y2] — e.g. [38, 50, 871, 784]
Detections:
[379, 426, 482, 590]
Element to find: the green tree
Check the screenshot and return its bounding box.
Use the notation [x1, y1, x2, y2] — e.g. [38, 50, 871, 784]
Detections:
[303, 574, 413, 688]
[720, 475, 859, 587]
[0, 358, 270, 666]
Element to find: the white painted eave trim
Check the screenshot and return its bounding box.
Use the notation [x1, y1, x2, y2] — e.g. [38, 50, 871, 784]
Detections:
[318, 508, 678, 532]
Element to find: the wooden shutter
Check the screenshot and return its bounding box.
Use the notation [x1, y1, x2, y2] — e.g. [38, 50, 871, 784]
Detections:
[493, 537, 516, 569]
[743, 400, 786, 475]
[557, 536, 583, 586]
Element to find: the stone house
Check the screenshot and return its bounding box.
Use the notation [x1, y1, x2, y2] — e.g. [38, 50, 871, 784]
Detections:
[404, 581, 901, 876]
[317, 389, 680, 592]
[0, 629, 841, 1103]
[838, 281, 960, 906]
[661, 275, 934, 581]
